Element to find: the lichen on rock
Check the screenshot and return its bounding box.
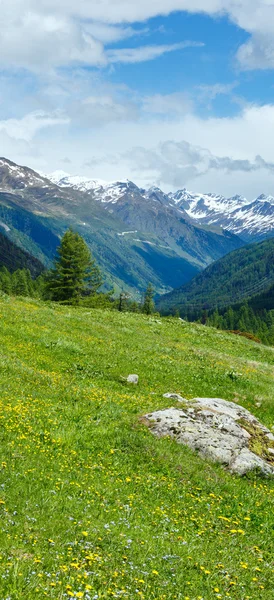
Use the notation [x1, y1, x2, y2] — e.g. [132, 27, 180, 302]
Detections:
[145, 398, 274, 477]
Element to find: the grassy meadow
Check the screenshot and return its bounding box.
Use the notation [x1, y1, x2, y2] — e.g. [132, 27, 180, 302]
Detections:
[0, 296, 274, 599]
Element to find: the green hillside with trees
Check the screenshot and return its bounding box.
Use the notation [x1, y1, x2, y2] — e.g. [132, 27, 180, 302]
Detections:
[157, 238, 274, 315]
[0, 229, 44, 276]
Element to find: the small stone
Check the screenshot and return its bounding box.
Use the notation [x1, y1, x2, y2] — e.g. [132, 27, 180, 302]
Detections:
[163, 393, 186, 402]
[268, 448, 274, 456]
[127, 374, 139, 384]
[255, 402, 262, 408]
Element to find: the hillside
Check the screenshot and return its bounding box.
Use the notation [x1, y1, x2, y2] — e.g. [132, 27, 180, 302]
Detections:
[0, 158, 244, 295]
[0, 230, 44, 276]
[157, 237, 274, 314]
[249, 283, 274, 312]
[0, 297, 274, 598]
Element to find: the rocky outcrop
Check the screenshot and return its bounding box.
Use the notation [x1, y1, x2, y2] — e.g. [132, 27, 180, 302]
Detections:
[145, 398, 274, 476]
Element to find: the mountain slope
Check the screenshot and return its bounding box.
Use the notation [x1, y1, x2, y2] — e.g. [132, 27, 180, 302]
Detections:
[168, 188, 274, 241]
[0, 158, 244, 295]
[0, 298, 274, 599]
[0, 229, 44, 276]
[157, 237, 274, 314]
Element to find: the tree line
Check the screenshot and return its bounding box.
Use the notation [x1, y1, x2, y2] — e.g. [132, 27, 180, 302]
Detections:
[0, 229, 156, 315]
[196, 304, 274, 346]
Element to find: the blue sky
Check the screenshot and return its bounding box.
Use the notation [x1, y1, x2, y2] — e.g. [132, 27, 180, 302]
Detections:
[2, 0, 274, 198]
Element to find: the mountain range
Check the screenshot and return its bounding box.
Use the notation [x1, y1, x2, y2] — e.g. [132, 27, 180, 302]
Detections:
[49, 170, 274, 242]
[0, 157, 245, 296]
[0, 157, 274, 297]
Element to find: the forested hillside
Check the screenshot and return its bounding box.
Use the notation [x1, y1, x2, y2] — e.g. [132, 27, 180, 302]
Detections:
[157, 238, 274, 314]
[0, 230, 44, 276]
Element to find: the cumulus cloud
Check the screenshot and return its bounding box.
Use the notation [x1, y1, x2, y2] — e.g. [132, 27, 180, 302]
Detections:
[0, 7, 106, 70]
[0, 110, 69, 141]
[237, 34, 274, 70]
[1, 1, 274, 71]
[69, 94, 139, 126]
[122, 139, 274, 188]
[0, 1, 207, 72]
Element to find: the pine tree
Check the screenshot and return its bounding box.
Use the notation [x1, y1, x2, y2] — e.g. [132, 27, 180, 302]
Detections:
[47, 230, 102, 304]
[25, 269, 35, 297]
[11, 270, 30, 297]
[118, 292, 130, 312]
[0, 267, 11, 295]
[142, 283, 155, 315]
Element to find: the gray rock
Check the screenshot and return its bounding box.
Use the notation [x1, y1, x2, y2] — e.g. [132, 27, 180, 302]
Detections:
[145, 397, 274, 477]
[163, 393, 186, 402]
[127, 374, 139, 384]
[230, 449, 274, 477]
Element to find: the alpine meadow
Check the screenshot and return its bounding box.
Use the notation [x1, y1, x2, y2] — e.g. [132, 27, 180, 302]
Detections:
[2, 1, 274, 600]
[0, 297, 274, 600]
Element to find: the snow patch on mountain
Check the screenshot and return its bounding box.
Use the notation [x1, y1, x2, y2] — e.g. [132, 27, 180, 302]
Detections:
[0, 157, 46, 188]
[46, 169, 274, 240]
[47, 171, 139, 203]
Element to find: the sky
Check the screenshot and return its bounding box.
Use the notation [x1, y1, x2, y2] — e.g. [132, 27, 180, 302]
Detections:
[2, 0, 274, 198]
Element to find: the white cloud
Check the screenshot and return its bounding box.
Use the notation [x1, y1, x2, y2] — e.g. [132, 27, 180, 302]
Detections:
[85, 22, 148, 44]
[143, 92, 193, 115]
[0, 110, 69, 141]
[236, 34, 274, 70]
[69, 94, 139, 126]
[122, 139, 274, 189]
[107, 41, 204, 64]
[33, 102, 274, 199]
[0, 8, 106, 70]
[0, 0, 273, 71]
[197, 82, 238, 102]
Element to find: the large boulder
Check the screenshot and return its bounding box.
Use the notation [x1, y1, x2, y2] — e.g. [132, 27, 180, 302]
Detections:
[145, 398, 274, 476]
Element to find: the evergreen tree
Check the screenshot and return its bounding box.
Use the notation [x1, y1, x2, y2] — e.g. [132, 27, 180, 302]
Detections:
[47, 230, 102, 304]
[11, 269, 30, 297]
[118, 292, 129, 312]
[25, 269, 35, 296]
[0, 267, 11, 294]
[129, 300, 140, 313]
[142, 283, 155, 315]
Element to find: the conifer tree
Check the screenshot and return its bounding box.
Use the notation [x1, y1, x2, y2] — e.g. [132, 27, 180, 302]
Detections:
[12, 269, 30, 297]
[47, 229, 102, 304]
[0, 267, 11, 294]
[142, 283, 155, 315]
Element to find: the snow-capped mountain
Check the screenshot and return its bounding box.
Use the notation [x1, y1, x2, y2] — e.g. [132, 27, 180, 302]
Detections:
[48, 170, 274, 241]
[0, 157, 49, 191]
[0, 158, 244, 296]
[168, 188, 274, 240]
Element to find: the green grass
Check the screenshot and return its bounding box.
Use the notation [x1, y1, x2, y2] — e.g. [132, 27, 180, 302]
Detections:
[0, 297, 274, 600]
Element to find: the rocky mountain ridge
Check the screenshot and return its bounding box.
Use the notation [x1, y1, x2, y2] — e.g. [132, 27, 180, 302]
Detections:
[0, 157, 243, 295]
[48, 170, 274, 241]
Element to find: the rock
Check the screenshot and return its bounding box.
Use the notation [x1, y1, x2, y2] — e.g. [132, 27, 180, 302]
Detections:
[127, 374, 139, 385]
[163, 393, 186, 402]
[230, 449, 274, 477]
[145, 398, 274, 477]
